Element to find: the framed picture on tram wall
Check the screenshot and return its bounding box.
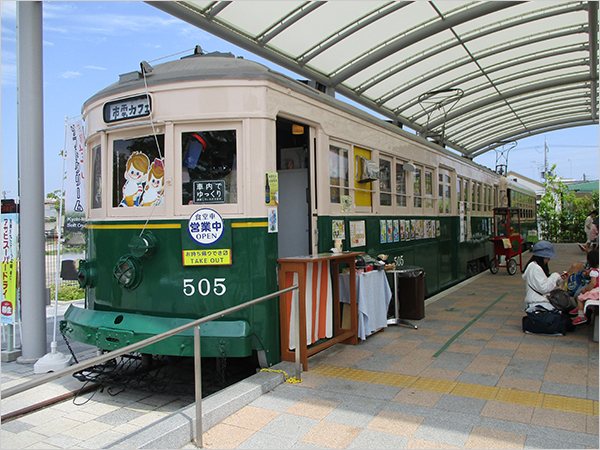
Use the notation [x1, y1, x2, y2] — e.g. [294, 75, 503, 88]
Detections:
[350, 220, 366, 247]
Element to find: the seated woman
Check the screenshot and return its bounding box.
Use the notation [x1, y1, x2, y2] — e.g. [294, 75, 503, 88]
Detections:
[522, 240, 563, 311]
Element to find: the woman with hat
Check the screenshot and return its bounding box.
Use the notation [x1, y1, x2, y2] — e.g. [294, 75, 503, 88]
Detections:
[522, 240, 563, 311]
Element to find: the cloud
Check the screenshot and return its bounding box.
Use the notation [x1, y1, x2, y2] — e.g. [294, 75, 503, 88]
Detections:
[1, 49, 17, 86]
[85, 66, 108, 71]
[59, 71, 82, 79]
[1, 63, 16, 86]
[43, 3, 183, 39]
[1, 1, 16, 21]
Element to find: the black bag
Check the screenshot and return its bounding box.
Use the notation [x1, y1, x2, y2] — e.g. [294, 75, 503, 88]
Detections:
[528, 284, 573, 313]
[522, 306, 571, 335]
[547, 288, 573, 313]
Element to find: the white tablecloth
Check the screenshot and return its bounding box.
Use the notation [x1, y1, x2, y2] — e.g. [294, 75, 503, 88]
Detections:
[339, 270, 392, 340]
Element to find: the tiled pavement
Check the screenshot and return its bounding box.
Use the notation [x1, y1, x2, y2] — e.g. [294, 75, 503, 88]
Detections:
[1, 302, 195, 449]
[195, 243, 598, 449]
[2, 243, 599, 449]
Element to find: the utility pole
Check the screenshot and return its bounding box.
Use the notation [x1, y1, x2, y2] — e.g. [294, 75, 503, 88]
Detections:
[543, 138, 548, 182]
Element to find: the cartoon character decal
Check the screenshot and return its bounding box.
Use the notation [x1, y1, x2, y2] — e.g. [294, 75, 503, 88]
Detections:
[142, 158, 165, 206]
[119, 151, 150, 207]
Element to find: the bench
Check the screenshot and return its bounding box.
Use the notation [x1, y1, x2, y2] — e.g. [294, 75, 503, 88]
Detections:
[583, 299, 599, 342]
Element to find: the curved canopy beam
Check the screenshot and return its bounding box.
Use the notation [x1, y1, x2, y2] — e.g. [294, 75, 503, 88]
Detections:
[146, 1, 599, 158]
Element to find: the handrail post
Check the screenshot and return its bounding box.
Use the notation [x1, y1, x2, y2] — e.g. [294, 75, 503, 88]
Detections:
[294, 290, 301, 379]
[194, 325, 202, 448]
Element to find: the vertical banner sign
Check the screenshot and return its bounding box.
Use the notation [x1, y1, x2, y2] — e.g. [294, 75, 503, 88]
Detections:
[1, 213, 19, 325]
[65, 120, 86, 234]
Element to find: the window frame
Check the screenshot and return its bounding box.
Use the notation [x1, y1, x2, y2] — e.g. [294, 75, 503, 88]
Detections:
[106, 127, 168, 218]
[423, 167, 435, 213]
[394, 159, 409, 213]
[87, 137, 104, 220]
[329, 143, 350, 206]
[174, 121, 243, 217]
[378, 155, 393, 213]
[438, 168, 453, 215]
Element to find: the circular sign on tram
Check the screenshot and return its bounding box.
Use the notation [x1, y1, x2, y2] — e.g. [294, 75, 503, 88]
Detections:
[188, 207, 224, 246]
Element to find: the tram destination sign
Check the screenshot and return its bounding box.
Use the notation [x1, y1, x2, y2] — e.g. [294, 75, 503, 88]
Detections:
[194, 180, 225, 204]
[103, 95, 151, 123]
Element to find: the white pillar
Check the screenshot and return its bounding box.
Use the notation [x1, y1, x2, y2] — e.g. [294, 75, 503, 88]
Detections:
[17, 1, 47, 361]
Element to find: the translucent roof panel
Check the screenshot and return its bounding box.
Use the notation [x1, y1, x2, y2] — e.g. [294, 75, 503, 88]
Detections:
[148, 0, 599, 157]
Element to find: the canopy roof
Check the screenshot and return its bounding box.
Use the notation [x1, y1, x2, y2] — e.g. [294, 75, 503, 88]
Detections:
[148, 1, 598, 159]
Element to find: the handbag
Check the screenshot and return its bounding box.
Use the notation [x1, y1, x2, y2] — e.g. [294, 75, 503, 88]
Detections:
[528, 284, 573, 313]
[547, 289, 573, 313]
[522, 306, 568, 335]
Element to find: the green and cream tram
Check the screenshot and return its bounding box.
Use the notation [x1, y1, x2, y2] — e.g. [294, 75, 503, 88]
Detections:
[62, 50, 523, 367]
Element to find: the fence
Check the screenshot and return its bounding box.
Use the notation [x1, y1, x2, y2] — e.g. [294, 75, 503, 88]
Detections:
[45, 237, 84, 289]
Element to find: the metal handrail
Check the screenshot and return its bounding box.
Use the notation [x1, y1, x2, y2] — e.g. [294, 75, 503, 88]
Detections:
[2, 284, 300, 447]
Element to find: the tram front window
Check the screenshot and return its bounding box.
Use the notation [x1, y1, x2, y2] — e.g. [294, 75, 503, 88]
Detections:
[113, 135, 165, 208]
[182, 130, 237, 205]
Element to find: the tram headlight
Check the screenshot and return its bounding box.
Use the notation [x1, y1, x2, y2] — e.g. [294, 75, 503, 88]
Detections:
[128, 231, 157, 258]
[77, 259, 96, 288]
[113, 255, 142, 290]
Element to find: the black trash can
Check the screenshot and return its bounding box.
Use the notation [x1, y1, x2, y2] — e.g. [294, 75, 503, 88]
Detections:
[394, 266, 425, 320]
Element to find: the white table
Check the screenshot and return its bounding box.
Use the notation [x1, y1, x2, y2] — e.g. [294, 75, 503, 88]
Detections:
[339, 270, 392, 340]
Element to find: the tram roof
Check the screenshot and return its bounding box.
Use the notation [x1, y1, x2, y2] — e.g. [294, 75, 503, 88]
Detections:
[146, 1, 599, 159]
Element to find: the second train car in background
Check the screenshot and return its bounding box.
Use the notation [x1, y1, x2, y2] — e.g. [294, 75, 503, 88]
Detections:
[62, 50, 537, 368]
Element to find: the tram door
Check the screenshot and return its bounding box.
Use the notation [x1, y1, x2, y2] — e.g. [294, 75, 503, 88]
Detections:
[276, 118, 312, 258]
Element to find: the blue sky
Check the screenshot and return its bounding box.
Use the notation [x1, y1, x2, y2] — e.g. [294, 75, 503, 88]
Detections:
[1, 1, 598, 199]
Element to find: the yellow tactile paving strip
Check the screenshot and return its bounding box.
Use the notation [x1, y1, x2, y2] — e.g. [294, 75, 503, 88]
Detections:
[308, 364, 599, 417]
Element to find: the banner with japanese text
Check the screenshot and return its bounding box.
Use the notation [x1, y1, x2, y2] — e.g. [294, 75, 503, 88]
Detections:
[1, 213, 19, 324]
[65, 120, 86, 234]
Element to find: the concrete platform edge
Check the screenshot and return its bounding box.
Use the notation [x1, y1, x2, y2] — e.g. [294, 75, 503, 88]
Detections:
[108, 361, 292, 448]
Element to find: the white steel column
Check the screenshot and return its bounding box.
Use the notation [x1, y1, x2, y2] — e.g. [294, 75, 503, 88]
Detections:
[17, 1, 47, 361]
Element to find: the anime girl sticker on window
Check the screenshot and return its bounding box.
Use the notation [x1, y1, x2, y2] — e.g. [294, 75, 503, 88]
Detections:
[119, 151, 150, 207]
[113, 134, 164, 208]
[142, 158, 165, 206]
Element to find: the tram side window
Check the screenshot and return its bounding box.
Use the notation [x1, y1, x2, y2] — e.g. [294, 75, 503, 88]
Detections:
[91, 145, 102, 209]
[182, 130, 237, 205]
[456, 177, 462, 212]
[113, 135, 165, 208]
[379, 158, 392, 206]
[414, 167, 422, 208]
[424, 169, 433, 209]
[472, 181, 482, 212]
[395, 162, 407, 207]
[439, 170, 451, 214]
[329, 145, 349, 203]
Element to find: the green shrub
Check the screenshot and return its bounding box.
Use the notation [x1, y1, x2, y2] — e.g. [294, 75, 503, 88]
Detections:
[49, 284, 85, 302]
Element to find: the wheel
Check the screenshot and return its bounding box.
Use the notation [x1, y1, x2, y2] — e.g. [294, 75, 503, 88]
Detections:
[507, 258, 517, 275]
[489, 258, 499, 274]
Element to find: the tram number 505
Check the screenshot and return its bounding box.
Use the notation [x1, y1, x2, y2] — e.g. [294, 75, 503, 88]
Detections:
[183, 278, 226, 297]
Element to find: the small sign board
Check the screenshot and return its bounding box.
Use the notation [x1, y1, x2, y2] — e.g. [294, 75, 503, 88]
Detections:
[183, 249, 231, 266]
[103, 95, 151, 123]
[193, 180, 225, 204]
[188, 208, 225, 246]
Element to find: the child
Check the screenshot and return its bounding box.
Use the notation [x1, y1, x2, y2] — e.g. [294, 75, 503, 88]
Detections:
[570, 249, 599, 325]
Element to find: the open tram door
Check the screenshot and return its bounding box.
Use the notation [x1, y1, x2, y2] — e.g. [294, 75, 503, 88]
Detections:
[275, 117, 314, 259]
[488, 207, 524, 275]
